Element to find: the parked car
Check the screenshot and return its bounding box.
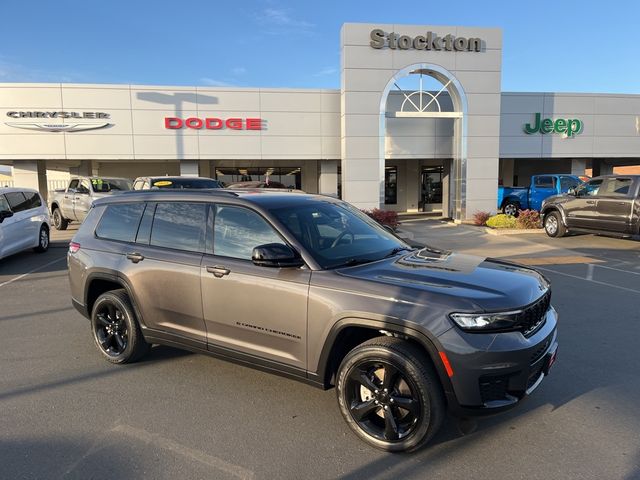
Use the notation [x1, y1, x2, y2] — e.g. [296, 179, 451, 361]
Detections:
[0, 187, 50, 260]
[498, 174, 584, 215]
[68, 190, 558, 452]
[132, 176, 223, 190]
[540, 175, 640, 238]
[49, 177, 132, 230]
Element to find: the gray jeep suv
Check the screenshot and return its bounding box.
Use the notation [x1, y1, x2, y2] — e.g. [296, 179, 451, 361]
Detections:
[68, 190, 558, 452]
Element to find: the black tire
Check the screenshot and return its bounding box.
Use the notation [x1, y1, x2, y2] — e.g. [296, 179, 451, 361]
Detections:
[33, 224, 49, 252]
[52, 208, 68, 230]
[91, 289, 150, 364]
[502, 201, 520, 217]
[336, 336, 445, 452]
[543, 211, 567, 238]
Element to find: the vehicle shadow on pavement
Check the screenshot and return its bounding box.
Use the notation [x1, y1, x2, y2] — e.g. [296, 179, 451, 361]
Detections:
[0, 345, 192, 404]
[0, 250, 68, 277]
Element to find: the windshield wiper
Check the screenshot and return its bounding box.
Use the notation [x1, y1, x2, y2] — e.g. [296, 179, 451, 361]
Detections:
[334, 258, 376, 268]
[384, 247, 414, 258]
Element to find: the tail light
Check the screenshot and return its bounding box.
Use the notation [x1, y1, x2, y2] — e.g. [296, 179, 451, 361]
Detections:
[69, 242, 81, 254]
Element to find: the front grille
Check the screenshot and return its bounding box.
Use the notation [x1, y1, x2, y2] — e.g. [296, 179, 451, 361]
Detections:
[516, 290, 551, 337]
[479, 374, 512, 403]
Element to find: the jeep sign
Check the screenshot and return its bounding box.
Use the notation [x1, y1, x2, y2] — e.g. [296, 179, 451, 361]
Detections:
[370, 29, 482, 52]
[524, 113, 583, 137]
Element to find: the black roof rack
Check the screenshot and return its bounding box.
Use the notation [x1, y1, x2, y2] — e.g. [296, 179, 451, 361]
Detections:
[121, 189, 240, 197]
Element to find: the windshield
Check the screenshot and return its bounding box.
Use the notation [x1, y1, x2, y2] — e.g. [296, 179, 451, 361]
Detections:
[271, 200, 411, 269]
[151, 178, 221, 189]
[90, 178, 132, 192]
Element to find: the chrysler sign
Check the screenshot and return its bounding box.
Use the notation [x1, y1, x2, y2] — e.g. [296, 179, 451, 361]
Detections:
[5, 111, 112, 132]
[370, 29, 482, 52]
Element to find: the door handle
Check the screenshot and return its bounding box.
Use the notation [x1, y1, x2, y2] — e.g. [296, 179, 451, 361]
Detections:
[126, 252, 144, 263]
[586, 200, 596, 204]
[206, 265, 230, 278]
[618, 202, 627, 206]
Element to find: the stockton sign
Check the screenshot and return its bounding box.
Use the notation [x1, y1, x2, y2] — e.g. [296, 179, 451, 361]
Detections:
[524, 113, 583, 137]
[164, 117, 263, 130]
[5, 111, 112, 132]
[370, 29, 482, 52]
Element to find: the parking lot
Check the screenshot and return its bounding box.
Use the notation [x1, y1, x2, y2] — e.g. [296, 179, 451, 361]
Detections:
[1, 222, 639, 480]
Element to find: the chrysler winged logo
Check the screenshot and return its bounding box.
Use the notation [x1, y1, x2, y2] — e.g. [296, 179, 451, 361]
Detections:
[5, 111, 112, 132]
[5, 122, 111, 132]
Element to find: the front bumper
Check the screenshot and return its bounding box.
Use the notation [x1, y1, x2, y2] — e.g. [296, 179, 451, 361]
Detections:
[438, 306, 558, 416]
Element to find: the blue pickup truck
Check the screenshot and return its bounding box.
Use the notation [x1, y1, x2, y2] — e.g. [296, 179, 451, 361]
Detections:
[498, 174, 585, 215]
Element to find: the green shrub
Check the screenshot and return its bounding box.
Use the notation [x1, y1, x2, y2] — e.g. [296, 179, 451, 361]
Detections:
[515, 209, 541, 229]
[486, 214, 517, 229]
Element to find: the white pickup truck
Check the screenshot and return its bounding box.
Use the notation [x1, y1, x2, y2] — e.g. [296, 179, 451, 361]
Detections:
[49, 176, 132, 230]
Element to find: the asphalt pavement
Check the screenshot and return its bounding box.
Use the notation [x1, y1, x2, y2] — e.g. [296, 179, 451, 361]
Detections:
[1, 222, 639, 479]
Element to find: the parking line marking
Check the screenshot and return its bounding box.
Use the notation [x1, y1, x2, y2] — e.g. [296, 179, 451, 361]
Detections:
[593, 263, 640, 276]
[504, 255, 604, 266]
[0, 256, 66, 288]
[536, 266, 640, 294]
[113, 424, 255, 479]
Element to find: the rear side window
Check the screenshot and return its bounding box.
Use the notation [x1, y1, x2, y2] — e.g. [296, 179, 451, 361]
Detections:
[95, 203, 145, 243]
[601, 178, 633, 196]
[5, 192, 29, 212]
[150, 202, 207, 253]
[534, 176, 555, 188]
[23, 192, 42, 209]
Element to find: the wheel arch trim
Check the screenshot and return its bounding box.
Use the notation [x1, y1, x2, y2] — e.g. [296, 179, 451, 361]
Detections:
[314, 316, 456, 398]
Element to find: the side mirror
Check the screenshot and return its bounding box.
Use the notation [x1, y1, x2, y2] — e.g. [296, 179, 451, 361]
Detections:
[567, 187, 576, 195]
[252, 243, 304, 268]
[0, 210, 14, 223]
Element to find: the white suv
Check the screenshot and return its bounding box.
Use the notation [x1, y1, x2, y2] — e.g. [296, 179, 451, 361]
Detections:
[0, 187, 50, 260]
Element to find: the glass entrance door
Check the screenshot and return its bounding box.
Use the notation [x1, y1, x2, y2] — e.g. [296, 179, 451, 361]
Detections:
[420, 166, 443, 212]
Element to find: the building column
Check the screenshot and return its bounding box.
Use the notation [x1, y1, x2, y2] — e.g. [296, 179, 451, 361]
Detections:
[571, 159, 587, 176]
[405, 160, 420, 212]
[318, 160, 338, 196]
[501, 159, 515, 187]
[180, 160, 199, 177]
[12, 160, 48, 199]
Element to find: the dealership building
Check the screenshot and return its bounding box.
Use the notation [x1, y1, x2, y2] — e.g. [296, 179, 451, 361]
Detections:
[2, 23, 640, 220]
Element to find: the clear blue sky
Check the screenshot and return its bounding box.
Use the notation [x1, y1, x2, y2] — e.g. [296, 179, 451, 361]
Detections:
[2, 0, 640, 93]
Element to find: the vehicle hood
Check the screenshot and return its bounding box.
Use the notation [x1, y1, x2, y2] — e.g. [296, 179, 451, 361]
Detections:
[543, 193, 573, 206]
[336, 247, 549, 312]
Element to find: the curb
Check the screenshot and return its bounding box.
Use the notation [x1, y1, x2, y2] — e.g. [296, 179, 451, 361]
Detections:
[484, 227, 545, 236]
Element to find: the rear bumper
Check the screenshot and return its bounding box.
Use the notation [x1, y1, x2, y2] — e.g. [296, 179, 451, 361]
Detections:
[438, 306, 559, 416]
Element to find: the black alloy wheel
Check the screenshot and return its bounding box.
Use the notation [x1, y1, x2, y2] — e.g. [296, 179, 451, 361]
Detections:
[95, 301, 129, 357]
[91, 289, 149, 364]
[344, 360, 422, 443]
[336, 336, 445, 452]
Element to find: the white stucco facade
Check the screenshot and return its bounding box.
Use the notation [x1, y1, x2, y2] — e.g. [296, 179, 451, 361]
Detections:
[2, 23, 640, 218]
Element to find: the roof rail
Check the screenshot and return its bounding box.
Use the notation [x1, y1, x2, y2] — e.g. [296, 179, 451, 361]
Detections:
[121, 189, 240, 197]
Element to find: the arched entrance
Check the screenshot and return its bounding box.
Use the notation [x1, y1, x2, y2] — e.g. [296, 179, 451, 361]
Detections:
[379, 64, 467, 220]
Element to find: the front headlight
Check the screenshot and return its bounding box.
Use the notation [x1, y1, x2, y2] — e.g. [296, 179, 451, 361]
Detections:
[449, 311, 522, 332]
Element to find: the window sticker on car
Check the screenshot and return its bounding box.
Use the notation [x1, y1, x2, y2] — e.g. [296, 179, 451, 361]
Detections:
[153, 180, 173, 187]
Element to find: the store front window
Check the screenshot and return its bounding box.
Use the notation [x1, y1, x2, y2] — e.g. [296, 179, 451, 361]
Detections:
[384, 166, 398, 204]
[215, 167, 301, 189]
